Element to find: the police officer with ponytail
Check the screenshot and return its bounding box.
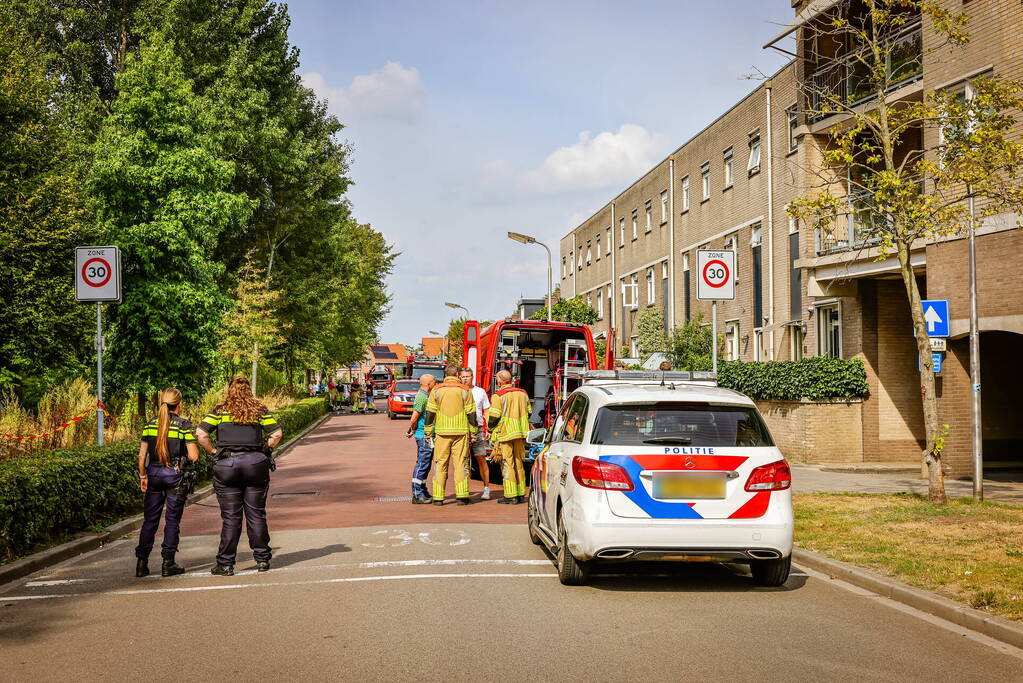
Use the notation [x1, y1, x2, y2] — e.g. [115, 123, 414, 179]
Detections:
[135, 388, 200, 578]
[196, 376, 283, 576]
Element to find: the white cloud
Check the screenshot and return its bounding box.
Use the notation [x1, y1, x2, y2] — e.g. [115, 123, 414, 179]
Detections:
[302, 62, 425, 123]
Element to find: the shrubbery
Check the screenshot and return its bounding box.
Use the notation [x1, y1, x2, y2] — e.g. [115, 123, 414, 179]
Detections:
[0, 397, 326, 560]
[717, 357, 869, 401]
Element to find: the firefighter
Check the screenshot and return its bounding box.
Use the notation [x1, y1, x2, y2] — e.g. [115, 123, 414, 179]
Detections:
[424, 365, 477, 505]
[134, 387, 200, 577]
[196, 376, 283, 576]
[488, 370, 531, 504]
[350, 376, 364, 414]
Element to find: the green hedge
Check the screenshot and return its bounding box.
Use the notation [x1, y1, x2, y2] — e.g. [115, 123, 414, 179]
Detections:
[0, 397, 326, 561]
[717, 357, 870, 401]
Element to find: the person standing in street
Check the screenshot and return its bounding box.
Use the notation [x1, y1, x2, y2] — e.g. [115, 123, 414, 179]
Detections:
[196, 376, 283, 576]
[488, 370, 531, 504]
[134, 387, 200, 577]
[405, 373, 436, 504]
[458, 367, 492, 500]
[364, 372, 377, 413]
[350, 377, 364, 414]
[424, 365, 477, 506]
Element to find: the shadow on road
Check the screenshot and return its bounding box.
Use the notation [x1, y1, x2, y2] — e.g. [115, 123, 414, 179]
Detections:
[271, 543, 352, 568]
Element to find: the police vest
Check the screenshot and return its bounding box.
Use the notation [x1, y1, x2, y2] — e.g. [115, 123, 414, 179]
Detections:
[141, 414, 196, 467]
[199, 409, 281, 450]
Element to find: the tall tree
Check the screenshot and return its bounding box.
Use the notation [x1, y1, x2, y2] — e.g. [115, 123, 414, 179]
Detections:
[88, 35, 253, 403]
[789, 0, 1023, 502]
[218, 251, 287, 382]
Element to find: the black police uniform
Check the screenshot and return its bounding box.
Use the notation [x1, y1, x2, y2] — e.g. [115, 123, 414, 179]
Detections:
[135, 414, 196, 562]
[199, 408, 281, 568]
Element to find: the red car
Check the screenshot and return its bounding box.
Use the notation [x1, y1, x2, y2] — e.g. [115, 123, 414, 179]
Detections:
[386, 379, 421, 419]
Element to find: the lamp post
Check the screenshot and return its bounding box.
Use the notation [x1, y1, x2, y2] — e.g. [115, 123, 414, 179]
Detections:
[444, 301, 470, 319]
[507, 231, 553, 322]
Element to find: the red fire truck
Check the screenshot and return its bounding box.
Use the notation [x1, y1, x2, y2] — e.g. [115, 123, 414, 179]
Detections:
[462, 319, 614, 429]
[367, 365, 395, 398]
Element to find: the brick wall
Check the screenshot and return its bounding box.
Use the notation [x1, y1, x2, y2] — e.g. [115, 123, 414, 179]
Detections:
[757, 399, 864, 463]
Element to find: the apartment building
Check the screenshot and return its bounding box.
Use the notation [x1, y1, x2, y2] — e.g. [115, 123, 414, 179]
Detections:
[560, 0, 1023, 477]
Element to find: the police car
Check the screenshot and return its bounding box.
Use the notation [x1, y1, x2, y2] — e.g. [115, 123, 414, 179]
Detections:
[526, 370, 793, 586]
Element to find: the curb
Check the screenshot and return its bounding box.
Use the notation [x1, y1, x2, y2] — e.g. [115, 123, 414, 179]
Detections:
[793, 547, 1023, 650]
[0, 412, 331, 587]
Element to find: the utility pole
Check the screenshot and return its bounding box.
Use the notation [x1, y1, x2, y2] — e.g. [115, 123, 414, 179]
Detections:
[968, 190, 983, 500]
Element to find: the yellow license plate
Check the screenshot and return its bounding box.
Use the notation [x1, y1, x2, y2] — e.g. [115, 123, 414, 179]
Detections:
[653, 473, 726, 500]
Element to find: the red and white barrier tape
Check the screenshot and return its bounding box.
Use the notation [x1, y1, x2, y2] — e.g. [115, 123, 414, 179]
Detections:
[0, 401, 108, 441]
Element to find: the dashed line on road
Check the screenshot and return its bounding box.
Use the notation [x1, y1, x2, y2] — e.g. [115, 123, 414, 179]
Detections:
[2, 572, 560, 602]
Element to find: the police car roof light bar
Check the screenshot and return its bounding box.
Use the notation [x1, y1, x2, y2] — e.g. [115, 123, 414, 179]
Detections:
[582, 370, 718, 384]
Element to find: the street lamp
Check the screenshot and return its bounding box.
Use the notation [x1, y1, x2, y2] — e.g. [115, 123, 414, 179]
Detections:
[507, 231, 553, 322]
[444, 301, 470, 318]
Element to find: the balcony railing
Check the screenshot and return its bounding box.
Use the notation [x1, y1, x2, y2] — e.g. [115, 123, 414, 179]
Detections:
[807, 21, 923, 122]
[813, 191, 882, 256]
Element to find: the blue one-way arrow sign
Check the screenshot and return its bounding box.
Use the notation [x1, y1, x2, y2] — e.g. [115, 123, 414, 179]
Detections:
[921, 299, 949, 338]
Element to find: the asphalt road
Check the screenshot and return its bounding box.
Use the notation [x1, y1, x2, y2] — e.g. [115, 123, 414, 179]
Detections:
[2, 408, 1021, 682]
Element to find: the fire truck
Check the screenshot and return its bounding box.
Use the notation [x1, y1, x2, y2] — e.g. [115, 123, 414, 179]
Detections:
[462, 319, 614, 429]
[404, 358, 448, 381]
[367, 365, 395, 398]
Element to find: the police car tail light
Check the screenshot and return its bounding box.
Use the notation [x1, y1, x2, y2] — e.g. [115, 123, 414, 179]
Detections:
[744, 460, 791, 491]
[572, 457, 634, 491]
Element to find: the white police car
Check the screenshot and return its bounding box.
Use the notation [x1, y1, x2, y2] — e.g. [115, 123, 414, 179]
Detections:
[526, 370, 793, 586]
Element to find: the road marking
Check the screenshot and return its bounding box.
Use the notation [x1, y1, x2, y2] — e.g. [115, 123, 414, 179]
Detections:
[1, 573, 559, 602]
[25, 579, 95, 587]
[360, 528, 472, 548]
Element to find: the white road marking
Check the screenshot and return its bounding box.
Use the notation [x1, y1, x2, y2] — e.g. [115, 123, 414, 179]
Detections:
[1, 573, 559, 602]
[360, 528, 472, 548]
[25, 579, 96, 587]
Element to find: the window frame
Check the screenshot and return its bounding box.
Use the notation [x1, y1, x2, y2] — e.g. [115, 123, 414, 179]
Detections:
[816, 303, 842, 359]
[786, 104, 799, 153]
[681, 176, 690, 212]
[646, 267, 655, 305]
[700, 162, 711, 201]
[747, 130, 762, 175]
[723, 146, 734, 189]
[631, 210, 639, 240]
[660, 190, 668, 223]
[619, 217, 626, 247]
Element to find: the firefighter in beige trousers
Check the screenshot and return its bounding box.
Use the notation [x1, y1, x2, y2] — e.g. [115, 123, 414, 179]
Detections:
[487, 370, 532, 504]
[424, 366, 478, 506]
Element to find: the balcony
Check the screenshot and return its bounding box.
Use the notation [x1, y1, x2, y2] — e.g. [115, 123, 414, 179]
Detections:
[813, 190, 882, 255]
[807, 21, 923, 122]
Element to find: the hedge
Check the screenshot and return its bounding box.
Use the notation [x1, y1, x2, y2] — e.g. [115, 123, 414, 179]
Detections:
[717, 357, 870, 401]
[0, 397, 326, 561]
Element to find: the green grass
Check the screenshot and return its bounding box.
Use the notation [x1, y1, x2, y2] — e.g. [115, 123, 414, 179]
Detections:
[794, 493, 1023, 621]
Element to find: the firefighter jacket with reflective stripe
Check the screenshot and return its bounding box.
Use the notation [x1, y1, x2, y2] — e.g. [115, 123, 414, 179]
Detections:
[487, 386, 531, 443]
[141, 414, 196, 467]
[198, 409, 281, 449]
[424, 377, 477, 437]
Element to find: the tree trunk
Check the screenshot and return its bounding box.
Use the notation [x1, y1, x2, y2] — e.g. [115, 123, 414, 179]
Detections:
[897, 240, 948, 503]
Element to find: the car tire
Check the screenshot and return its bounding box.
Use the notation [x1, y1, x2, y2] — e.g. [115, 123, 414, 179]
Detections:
[750, 555, 791, 587]
[387, 410, 395, 420]
[556, 511, 590, 586]
[527, 492, 542, 546]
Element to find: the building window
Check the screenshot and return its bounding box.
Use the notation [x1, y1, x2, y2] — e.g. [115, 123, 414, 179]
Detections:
[751, 224, 763, 327]
[748, 130, 761, 174]
[646, 268, 655, 305]
[644, 201, 652, 232]
[660, 190, 668, 223]
[725, 320, 740, 361]
[790, 325, 804, 361]
[630, 336, 639, 358]
[606, 227, 612, 253]
[786, 105, 798, 153]
[597, 292, 604, 320]
[723, 147, 734, 189]
[586, 241, 592, 265]
[701, 162, 710, 201]
[681, 176, 690, 212]
[631, 210, 638, 240]
[817, 304, 841, 358]
[724, 233, 738, 284]
[561, 257, 566, 278]
[607, 284, 613, 311]
[577, 248, 583, 270]
[789, 218, 801, 321]
[754, 330, 765, 361]
[595, 234, 601, 260]
[587, 294, 593, 311]
[619, 217, 625, 247]
[622, 277, 637, 309]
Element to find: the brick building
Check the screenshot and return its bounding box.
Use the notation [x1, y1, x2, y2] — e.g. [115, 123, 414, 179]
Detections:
[558, 0, 1023, 477]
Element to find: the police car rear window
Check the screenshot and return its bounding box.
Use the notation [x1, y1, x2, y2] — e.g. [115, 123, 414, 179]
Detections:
[590, 403, 774, 448]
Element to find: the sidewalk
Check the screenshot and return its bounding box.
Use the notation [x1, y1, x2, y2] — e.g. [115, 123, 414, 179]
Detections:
[792, 465, 1023, 504]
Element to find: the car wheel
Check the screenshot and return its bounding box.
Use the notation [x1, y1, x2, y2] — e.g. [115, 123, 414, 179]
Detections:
[556, 511, 590, 586]
[750, 555, 791, 587]
[527, 492, 542, 546]
[387, 410, 395, 420]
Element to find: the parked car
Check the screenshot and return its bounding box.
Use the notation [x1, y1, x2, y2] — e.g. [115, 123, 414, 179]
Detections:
[386, 379, 421, 420]
[527, 370, 793, 586]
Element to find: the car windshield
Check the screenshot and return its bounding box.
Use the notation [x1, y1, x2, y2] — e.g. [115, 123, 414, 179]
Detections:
[394, 381, 419, 392]
[590, 403, 774, 447]
[411, 367, 443, 379]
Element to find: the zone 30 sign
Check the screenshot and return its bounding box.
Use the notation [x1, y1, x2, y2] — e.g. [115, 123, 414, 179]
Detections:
[696, 249, 735, 301]
[75, 246, 121, 302]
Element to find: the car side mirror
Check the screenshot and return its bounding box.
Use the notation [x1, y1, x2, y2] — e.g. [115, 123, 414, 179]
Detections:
[526, 428, 547, 445]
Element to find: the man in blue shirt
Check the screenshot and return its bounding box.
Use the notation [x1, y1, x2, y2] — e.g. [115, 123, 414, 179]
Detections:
[405, 373, 437, 503]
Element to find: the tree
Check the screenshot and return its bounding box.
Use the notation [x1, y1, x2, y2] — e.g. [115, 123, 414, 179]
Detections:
[218, 251, 287, 383]
[789, 0, 1023, 502]
[88, 36, 254, 405]
[446, 317, 466, 364]
[530, 296, 598, 324]
[636, 307, 668, 362]
[665, 314, 714, 371]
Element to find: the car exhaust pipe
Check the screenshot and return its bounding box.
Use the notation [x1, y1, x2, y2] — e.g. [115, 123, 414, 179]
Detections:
[596, 548, 634, 559]
[747, 549, 781, 560]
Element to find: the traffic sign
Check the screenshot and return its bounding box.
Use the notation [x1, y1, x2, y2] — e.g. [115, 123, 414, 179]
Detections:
[919, 352, 944, 374]
[921, 299, 949, 338]
[75, 246, 121, 302]
[929, 338, 947, 352]
[697, 249, 735, 301]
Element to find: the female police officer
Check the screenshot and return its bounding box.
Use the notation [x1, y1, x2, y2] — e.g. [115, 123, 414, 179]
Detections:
[135, 387, 200, 578]
[196, 375, 283, 576]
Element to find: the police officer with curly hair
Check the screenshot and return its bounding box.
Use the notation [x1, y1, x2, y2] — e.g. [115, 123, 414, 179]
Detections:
[196, 376, 283, 576]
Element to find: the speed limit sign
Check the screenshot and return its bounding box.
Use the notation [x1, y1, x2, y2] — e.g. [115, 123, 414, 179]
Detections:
[75, 246, 121, 302]
[697, 249, 735, 300]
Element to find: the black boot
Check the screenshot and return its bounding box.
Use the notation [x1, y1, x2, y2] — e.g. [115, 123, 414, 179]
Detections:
[135, 557, 150, 578]
[161, 557, 185, 577]
[210, 564, 234, 576]
[256, 561, 270, 572]
[516, 496, 526, 505]
[457, 497, 471, 506]
[498, 497, 516, 504]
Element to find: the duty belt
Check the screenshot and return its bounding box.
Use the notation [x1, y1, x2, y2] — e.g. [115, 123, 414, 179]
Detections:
[214, 445, 262, 459]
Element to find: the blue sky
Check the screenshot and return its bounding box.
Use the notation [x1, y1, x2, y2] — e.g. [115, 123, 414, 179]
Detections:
[288, 0, 794, 344]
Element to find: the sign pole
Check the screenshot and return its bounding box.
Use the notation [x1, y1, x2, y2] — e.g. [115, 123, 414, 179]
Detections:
[712, 301, 718, 374]
[96, 302, 104, 446]
[968, 192, 983, 500]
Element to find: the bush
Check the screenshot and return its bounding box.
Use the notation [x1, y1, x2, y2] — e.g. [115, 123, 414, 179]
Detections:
[0, 397, 326, 560]
[717, 357, 869, 401]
